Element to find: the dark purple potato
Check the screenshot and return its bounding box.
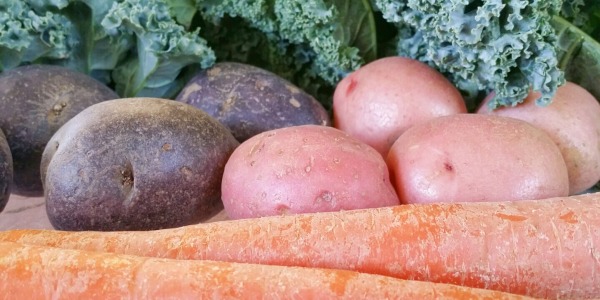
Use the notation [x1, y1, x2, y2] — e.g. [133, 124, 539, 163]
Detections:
[41, 98, 239, 231]
[0, 129, 12, 212]
[0, 64, 119, 196]
[176, 62, 331, 142]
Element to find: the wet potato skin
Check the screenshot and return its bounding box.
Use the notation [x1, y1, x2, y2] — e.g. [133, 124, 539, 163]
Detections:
[0, 129, 12, 213]
[176, 62, 331, 142]
[0, 65, 119, 196]
[41, 98, 239, 231]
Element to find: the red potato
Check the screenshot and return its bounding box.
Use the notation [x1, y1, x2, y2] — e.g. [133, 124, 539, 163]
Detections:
[387, 114, 569, 204]
[221, 125, 399, 219]
[477, 81, 600, 194]
[333, 56, 467, 157]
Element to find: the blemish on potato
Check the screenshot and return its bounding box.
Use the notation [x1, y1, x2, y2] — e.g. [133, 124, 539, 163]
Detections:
[248, 140, 265, 156]
[285, 84, 301, 94]
[315, 191, 334, 203]
[51, 102, 67, 116]
[179, 166, 193, 181]
[255, 79, 270, 91]
[207, 67, 221, 77]
[346, 77, 358, 96]
[162, 143, 172, 151]
[289, 98, 301, 108]
[120, 168, 134, 187]
[275, 204, 290, 215]
[179, 83, 203, 103]
[444, 162, 454, 172]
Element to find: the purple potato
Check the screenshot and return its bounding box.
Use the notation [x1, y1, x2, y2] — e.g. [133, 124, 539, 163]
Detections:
[176, 62, 331, 142]
[0, 65, 119, 196]
[0, 129, 12, 212]
[41, 98, 239, 231]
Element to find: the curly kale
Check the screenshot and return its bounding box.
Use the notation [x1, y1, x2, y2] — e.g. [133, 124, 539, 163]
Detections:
[0, 0, 216, 98]
[1, 0, 578, 110]
[192, 0, 377, 105]
[0, 1, 77, 71]
[375, 0, 566, 110]
[1, 0, 376, 104]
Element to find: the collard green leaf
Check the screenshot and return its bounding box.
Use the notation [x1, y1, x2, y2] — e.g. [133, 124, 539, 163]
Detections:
[552, 16, 600, 102]
[166, 0, 198, 28]
[561, 0, 600, 41]
[330, 0, 377, 63]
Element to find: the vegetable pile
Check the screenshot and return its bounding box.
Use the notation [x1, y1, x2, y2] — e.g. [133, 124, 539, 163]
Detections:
[1, 0, 600, 299]
[2, 0, 599, 109]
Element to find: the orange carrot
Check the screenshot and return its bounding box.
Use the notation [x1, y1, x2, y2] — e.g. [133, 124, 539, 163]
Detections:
[1, 193, 600, 299]
[0, 241, 534, 299]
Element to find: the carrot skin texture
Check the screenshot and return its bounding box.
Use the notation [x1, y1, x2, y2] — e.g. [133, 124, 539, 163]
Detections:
[0, 242, 533, 300]
[1, 194, 600, 299]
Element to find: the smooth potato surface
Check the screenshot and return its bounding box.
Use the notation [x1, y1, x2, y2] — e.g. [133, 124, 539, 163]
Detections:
[177, 62, 331, 142]
[0, 65, 119, 196]
[333, 57, 467, 157]
[221, 125, 399, 219]
[42, 98, 239, 231]
[387, 114, 569, 204]
[477, 82, 600, 194]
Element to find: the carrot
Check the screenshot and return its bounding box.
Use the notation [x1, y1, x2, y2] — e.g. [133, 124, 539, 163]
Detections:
[0, 241, 534, 299]
[1, 193, 599, 299]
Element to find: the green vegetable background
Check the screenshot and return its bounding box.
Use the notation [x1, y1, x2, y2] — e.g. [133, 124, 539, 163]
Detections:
[1, 0, 599, 110]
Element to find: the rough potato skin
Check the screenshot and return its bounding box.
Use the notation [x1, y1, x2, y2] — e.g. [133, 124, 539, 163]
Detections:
[221, 125, 399, 219]
[0, 130, 13, 212]
[41, 98, 239, 231]
[176, 62, 331, 142]
[0, 65, 119, 196]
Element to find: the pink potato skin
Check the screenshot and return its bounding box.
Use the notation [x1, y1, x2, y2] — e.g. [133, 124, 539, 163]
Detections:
[387, 114, 569, 204]
[477, 82, 600, 194]
[221, 125, 400, 219]
[333, 56, 467, 157]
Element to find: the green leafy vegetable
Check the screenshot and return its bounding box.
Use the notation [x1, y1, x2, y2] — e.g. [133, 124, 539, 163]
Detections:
[552, 15, 600, 102]
[0, 0, 377, 104]
[374, 0, 566, 110]
[0, 0, 215, 99]
[1, 0, 598, 111]
[102, 0, 215, 97]
[561, 0, 600, 41]
[0, 1, 76, 71]
[194, 0, 378, 105]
